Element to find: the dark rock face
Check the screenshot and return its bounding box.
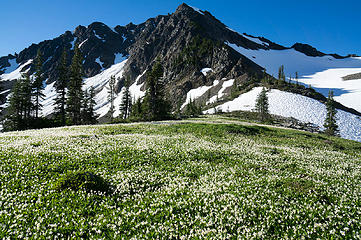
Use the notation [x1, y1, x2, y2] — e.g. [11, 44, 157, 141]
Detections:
[291, 43, 326, 57]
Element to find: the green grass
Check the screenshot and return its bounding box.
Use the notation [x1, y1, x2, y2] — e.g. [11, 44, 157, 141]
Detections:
[0, 116, 361, 239]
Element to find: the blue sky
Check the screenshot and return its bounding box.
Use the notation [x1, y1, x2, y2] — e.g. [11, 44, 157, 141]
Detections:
[1, 0, 360, 56]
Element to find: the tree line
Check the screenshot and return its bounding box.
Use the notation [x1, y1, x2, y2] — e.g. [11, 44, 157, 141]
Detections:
[2, 46, 98, 131]
[1, 47, 174, 131]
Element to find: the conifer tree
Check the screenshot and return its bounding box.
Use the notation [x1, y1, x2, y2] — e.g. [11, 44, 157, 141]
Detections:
[185, 98, 202, 116]
[88, 87, 97, 123]
[4, 74, 33, 130]
[323, 90, 339, 136]
[3, 79, 22, 130]
[54, 49, 68, 126]
[142, 61, 171, 120]
[230, 79, 238, 98]
[206, 89, 211, 102]
[20, 73, 33, 121]
[81, 89, 89, 123]
[32, 49, 45, 118]
[295, 72, 299, 85]
[107, 75, 116, 121]
[0, 76, 4, 111]
[131, 98, 143, 118]
[81, 87, 98, 124]
[278, 65, 285, 86]
[119, 76, 132, 119]
[255, 87, 269, 121]
[66, 45, 84, 125]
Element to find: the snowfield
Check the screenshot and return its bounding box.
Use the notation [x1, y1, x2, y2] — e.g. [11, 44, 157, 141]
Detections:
[227, 42, 361, 113]
[204, 87, 361, 142]
[207, 79, 234, 104]
[1, 59, 33, 81]
[181, 80, 219, 109]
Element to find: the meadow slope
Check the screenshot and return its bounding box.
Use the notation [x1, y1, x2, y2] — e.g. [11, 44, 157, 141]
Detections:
[0, 117, 361, 239]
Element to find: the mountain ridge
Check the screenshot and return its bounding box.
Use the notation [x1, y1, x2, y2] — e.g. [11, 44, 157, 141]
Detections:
[1, 3, 361, 140]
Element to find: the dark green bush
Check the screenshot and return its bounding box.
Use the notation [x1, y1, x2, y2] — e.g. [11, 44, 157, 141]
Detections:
[54, 171, 112, 194]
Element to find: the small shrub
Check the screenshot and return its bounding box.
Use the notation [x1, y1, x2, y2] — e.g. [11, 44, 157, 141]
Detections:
[54, 171, 112, 194]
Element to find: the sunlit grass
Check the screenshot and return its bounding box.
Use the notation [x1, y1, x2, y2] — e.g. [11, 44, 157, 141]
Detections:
[0, 116, 360, 239]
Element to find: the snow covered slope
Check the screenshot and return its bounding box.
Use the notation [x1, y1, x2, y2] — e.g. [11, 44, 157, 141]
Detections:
[227, 42, 361, 113]
[204, 87, 361, 142]
[0, 58, 145, 119]
[1, 60, 33, 81]
[39, 59, 139, 119]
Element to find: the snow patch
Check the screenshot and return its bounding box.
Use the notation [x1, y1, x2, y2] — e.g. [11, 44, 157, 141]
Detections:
[41, 82, 57, 116]
[1, 59, 33, 81]
[84, 59, 127, 90]
[241, 34, 269, 47]
[94, 30, 106, 42]
[83, 59, 128, 118]
[298, 68, 361, 113]
[181, 80, 220, 109]
[190, 6, 204, 15]
[70, 38, 76, 49]
[201, 68, 213, 76]
[78, 39, 88, 48]
[129, 70, 147, 101]
[207, 79, 234, 104]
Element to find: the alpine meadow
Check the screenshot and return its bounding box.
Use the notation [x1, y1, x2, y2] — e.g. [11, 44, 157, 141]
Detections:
[0, 2, 361, 239]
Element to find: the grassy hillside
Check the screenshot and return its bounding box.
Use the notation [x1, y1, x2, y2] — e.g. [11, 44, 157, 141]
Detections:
[1, 116, 361, 239]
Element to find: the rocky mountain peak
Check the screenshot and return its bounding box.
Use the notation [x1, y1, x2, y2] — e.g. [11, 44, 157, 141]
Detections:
[175, 3, 198, 13]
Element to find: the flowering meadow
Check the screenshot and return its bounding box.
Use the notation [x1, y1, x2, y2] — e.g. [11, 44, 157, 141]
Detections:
[0, 117, 361, 239]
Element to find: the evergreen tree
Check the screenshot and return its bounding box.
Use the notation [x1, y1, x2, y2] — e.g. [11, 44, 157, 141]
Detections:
[81, 87, 98, 124]
[278, 65, 285, 86]
[0, 76, 5, 111]
[206, 89, 211, 102]
[185, 98, 202, 116]
[3, 74, 33, 130]
[66, 45, 84, 125]
[295, 72, 299, 85]
[254, 87, 269, 121]
[230, 79, 239, 98]
[54, 49, 68, 126]
[323, 90, 339, 136]
[119, 76, 132, 119]
[88, 87, 98, 123]
[142, 61, 171, 120]
[131, 97, 143, 118]
[3, 79, 22, 130]
[81, 89, 89, 123]
[32, 49, 45, 118]
[20, 73, 33, 121]
[107, 75, 116, 121]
